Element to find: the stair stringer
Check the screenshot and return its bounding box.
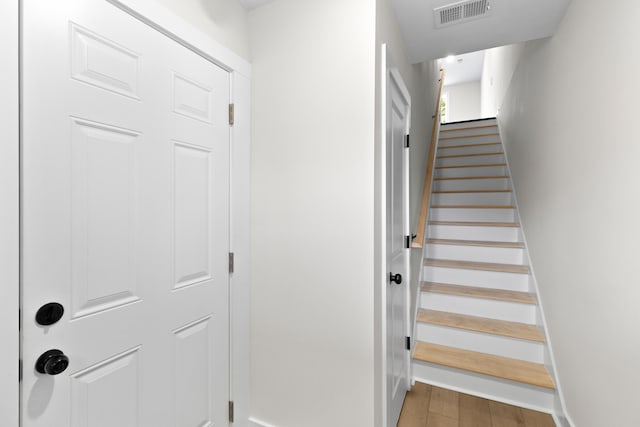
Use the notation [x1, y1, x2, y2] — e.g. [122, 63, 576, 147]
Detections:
[496, 120, 574, 426]
[411, 118, 560, 415]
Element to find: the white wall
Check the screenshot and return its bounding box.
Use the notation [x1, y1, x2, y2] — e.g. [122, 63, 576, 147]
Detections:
[480, 43, 525, 118]
[151, 0, 250, 59]
[0, 1, 19, 425]
[248, 1, 377, 426]
[497, 0, 640, 425]
[442, 81, 481, 122]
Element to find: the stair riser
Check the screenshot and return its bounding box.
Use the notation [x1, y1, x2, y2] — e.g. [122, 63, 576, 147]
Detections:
[419, 293, 537, 323]
[439, 134, 500, 146]
[430, 208, 516, 222]
[435, 165, 507, 178]
[440, 120, 497, 132]
[426, 243, 525, 264]
[432, 192, 513, 206]
[416, 324, 544, 363]
[436, 144, 503, 156]
[424, 266, 530, 292]
[411, 362, 555, 413]
[436, 154, 505, 167]
[434, 178, 510, 191]
[428, 224, 521, 242]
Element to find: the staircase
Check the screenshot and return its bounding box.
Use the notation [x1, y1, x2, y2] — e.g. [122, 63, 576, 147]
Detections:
[412, 118, 558, 412]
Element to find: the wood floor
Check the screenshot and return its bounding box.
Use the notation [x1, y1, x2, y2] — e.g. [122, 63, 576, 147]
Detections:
[397, 383, 555, 427]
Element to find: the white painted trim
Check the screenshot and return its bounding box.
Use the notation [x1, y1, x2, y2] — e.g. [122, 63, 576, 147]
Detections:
[230, 71, 251, 426]
[375, 44, 389, 427]
[248, 417, 276, 427]
[0, 1, 19, 425]
[496, 116, 570, 424]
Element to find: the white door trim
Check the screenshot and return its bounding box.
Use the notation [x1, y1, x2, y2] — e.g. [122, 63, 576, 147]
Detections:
[6, 1, 251, 425]
[0, 1, 19, 425]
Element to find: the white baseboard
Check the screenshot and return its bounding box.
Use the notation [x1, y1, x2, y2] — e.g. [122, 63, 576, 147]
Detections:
[248, 417, 276, 427]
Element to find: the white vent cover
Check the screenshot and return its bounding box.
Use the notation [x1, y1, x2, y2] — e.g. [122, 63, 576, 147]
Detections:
[434, 0, 492, 28]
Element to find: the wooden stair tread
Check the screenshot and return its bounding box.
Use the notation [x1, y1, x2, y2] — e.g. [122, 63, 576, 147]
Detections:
[417, 309, 545, 342]
[425, 258, 530, 274]
[433, 189, 511, 194]
[426, 238, 524, 248]
[440, 133, 499, 140]
[429, 221, 520, 228]
[437, 151, 504, 159]
[435, 163, 506, 169]
[421, 282, 537, 304]
[440, 124, 497, 133]
[437, 141, 502, 150]
[413, 342, 556, 389]
[435, 175, 509, 181]
[431, 205, 515, 209]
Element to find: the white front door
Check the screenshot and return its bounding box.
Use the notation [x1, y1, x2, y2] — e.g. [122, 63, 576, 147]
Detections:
[385, 63, 411, 426]
[22, 1, 230, 426]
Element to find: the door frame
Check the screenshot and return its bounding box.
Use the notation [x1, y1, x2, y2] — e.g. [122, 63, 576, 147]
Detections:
[377, 44, 412, 427]
[2, 1, 251, 425]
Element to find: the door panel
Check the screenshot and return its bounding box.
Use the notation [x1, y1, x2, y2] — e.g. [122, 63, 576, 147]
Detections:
[386, 67, 411, 427]
[22, 1, 230, 426]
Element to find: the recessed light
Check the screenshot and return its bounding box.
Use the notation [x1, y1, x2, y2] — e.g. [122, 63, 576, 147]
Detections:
[446, 55, 455, 63]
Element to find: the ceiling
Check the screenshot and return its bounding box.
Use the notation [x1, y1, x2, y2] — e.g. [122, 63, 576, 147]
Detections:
[440, 50, 485, 86]
[237, 0, 571, 65]
[391, 0, 571, 63]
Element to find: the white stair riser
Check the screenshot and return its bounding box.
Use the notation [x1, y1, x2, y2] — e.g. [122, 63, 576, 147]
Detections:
[412, 362, 555, 413]
[428, 224, 521, 242]
[432, 192, 513, 205]
[434, 178, 510, 191]
[436, 143, 503, 156]
[436, 154, 505, 167]
[426, 243, 525, 264]
[440, 120, 497, 132]
[424, 266, 530, 291]
[430, 208, 516, 222]
[439, 134, 500, 146]
[419, 293, 536, 323]
[416, 324, 544, 363]
[435, 165, 507, 178]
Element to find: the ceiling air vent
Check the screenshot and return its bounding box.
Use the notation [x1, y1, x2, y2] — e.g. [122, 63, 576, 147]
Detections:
[434, 0, 492, 29]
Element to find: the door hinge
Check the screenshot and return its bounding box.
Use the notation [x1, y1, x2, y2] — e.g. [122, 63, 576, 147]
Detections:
[229, 252, 235, 274]
[405, 134, 410, 148]
[229, 103, 235, 126]
[405, 336, 411, 351]
[18, 359, 22, 382]
[229, 400, 234, 423]
[405, 235, 411, 249]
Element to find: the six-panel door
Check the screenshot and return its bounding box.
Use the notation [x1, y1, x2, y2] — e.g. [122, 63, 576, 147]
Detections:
[22, 1, 231, 426]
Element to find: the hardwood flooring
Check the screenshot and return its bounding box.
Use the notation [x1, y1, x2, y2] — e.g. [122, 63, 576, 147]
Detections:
[397, 383, 555, 427]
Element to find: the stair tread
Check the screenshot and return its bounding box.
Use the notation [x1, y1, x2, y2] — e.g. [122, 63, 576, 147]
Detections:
[421, 282, 537, 304]
[417, 309, 545, 342]
[426, 238, 524, 248]
[437, 141, 502, 150]
[437, 151, 504, 159]
[433, 189, 512, 194]
[435, 175, 509, 181]
[436, 163, 506, 169]
[431, 205, 515, 209]
[425, 258, 530, 274]
[413, 342, 556, 389]
[429, 221, 520, 228]
[440, 133, 500, 141]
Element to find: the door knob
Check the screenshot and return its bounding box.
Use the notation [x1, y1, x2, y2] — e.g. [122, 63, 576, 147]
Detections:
[389, 273, 403, 285]
[35, 349, 69, 375]
[35, 302, 64, 326]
